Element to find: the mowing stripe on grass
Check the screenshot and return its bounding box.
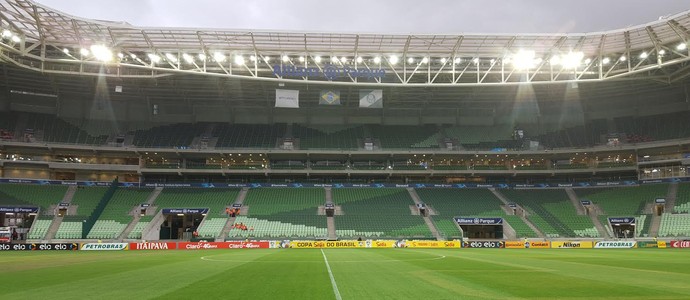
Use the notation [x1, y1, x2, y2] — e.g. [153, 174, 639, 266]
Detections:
[321, 249, 342, 300]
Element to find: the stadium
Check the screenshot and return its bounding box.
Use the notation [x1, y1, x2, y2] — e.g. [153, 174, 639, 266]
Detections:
[1, 0, 690, 298]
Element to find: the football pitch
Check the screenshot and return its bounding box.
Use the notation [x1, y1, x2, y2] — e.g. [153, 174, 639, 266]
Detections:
[2, 248, 690, 299]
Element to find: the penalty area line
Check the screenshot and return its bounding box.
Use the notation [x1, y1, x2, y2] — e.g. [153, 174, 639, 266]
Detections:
[321, 249, 342, 300]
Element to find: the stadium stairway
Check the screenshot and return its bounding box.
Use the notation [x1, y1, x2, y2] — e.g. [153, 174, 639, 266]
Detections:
[119, 187, 163, 240]
[43, 186, 77, 241]
[490, 188, 545, 238]
[649, 183, 678, 238]
[567, 188, 609, 238]
[217, 187, 249, 240]
[325, 187, 337, 240]
[407, 188, 443, 240]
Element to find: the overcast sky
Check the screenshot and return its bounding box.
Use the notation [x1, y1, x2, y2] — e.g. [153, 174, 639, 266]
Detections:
[36, 0, 689, 34]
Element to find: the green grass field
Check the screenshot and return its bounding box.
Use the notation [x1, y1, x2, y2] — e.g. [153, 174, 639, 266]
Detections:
[2, 249, 690, 299]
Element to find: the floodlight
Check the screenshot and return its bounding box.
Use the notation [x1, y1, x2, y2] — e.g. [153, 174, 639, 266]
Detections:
[421, 57, 429, 64]
[10, 35, 20, 43]
[299, 56, 305, 63]
[440, 58, 447, 64]
[1, 29, 11, 38]
[331, 56, 338, 63]
[165, 53, 177, 63]
[511, 49, 536, 69]
[182, 53, 193, 63]
[249, 55, 256, 62]
[472, 57, 479, 64]
[639, 52, 648, 59]
[232, 54, 243, 65]
[62, 48, 69, 54]
[658, 49, 666, 55]
[282, 55, 290, 62]
[454, 58, 461, 64]
[117, 53, 124, 59]
[91, 45, 114, 62]
[407, 57, 414, 64]
[340, 56, 347, 63]
[619, 55, 626, 61]
[677, 43, 687, 51]
[602, 57, 610, 64]
[314, 56, 322, 63]
[130, 53, 137, 59]
[561, 51, 584, 69]
[356, 56, 363, 63]
[584, 58, 591, 64]
[215, 52, 227, 63]
[198, 53, 206, 60]
[80, 48, 90, 56]
[373, 56, 381, 64]
[147, 53, 161, 63]
[389, 55, 399, 64]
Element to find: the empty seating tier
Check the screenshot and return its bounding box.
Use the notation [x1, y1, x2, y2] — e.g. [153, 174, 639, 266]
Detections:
[332, 188, 431, 239]
[501, 189, 598, 238]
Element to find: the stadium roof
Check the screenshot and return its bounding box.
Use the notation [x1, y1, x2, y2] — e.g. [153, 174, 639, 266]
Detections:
[1, 0, 690, 86]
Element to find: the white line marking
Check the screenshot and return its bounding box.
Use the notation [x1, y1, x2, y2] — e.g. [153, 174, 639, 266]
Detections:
[321, 249, 342, 300]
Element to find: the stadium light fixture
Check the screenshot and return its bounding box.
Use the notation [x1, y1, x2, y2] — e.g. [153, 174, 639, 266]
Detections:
[117, 53, 124, 59]
[512, 49, 536, 70]
[677, 43, 687, 51]
[407, 57, 414, 64]
[1, 29, 11, 38]
[147, 53, 161, 63]
[264, 56, 272, 62]
[454, 58, 461, 64]
[299, 56, 305, 63]
[165, 53, 177, 63]
[658, 49, 666, 56]
[602, 57, 610, 64]
[249, 55, 256, 62]
[561, 51, 584, 69]
[473, 57, 479, 64]
[62, 48, 69, 54]
[10, 35, 20, 43]
[619, 55, 626, 62]
[584, 58, 591, 64]
[331, 56, 338, 63]
[232, 54, 243, 65]
[130, 53, 137, 59]
[198, 53, 206, 61]
[314, 56, 322, 63]
[356, 56, 363, 63]
[340, 56, 347, 63]
[389, 55, 399, 64]
[282, 55, 290, 62]
[373, 56, 381, 64]
[639, 52, 648, 59]
[440, 58, 447, 64]
[421, 57, 429, 64]
[80, 48, 90, 56]
[215, 52, 227, 63]
[182, 53, 193, 63]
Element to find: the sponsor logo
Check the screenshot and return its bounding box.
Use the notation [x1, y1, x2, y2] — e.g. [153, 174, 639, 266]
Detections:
[130, 242, 176, 250]
[505, 241, 525, 249]
[594, 241, 636, 248]
[463, 241, 505, 248]
[184, 242, 219, 250]
[552, 241, 593, 249]
[529, 241, 551, 249]
[670, 241, 690, 248]
[81, 243, 128, 251]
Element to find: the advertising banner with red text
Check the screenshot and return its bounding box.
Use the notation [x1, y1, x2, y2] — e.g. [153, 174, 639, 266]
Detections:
[179, 241, 270, 250]
[670, 240, 690, 248]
